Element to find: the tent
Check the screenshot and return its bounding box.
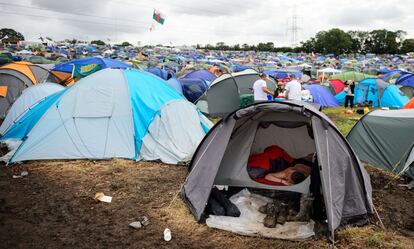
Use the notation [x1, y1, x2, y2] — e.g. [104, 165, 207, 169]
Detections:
[0, 62, 63, 119]
[398, 85, 414, 99]
[3, 68, 212, 164]
[347, 109, 414, 178]
[329, 79, 345, 94]
[403, 98, 414, 109]
[304, 85, 339, 107]
[180, 70, 216, 82]
[0, 83, 65, 136]
[380, 70, 408, 83]
[396, 73, 414, 88]
[329, 71, 374, 82]
[182, 101, 373, 239]
[335, 78, 409, 108]
[146, 67, 172, 80]
[196, 69, 277, 117]
[51, 57, 131, 85]
[316, 68, 341, 81]
[166, 78, 183, 95]
[179, 78, 209, 103]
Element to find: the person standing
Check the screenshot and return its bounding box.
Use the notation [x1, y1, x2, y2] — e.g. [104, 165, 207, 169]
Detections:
[253, 73, 274, 102]
[285, 74, 302, 101]
[344, 80, 355, 108]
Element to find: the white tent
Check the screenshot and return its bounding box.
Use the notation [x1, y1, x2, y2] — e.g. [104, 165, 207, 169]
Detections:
[0, 83, 65, 135]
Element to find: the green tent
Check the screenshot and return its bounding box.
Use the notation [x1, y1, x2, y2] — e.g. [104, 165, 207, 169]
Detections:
[347, 109, 414, 178]
[196, 69, 276, 118]
[330, 71, 375, 82]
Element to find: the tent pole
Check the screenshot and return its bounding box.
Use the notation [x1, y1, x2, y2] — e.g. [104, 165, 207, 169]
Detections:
[373, 204, 385, 229]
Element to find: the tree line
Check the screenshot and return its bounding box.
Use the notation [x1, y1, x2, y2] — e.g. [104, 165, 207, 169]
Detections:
[198, 28, 414, 55]
[2, 27, 414, 55]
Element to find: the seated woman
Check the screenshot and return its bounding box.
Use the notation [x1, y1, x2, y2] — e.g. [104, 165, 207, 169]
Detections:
[264, 163, 311, 186]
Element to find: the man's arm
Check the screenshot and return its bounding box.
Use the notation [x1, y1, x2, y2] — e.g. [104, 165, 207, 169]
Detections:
[284, 83, 290, 99]
[261, 86, 274, 95]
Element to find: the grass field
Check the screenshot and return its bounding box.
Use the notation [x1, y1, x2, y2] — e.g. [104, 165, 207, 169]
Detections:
[0, 106, 413, 249]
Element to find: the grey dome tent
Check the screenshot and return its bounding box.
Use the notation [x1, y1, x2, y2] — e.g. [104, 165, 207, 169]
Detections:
[182, 101, 373, 239]
[347, 109, 414, 178]
[0, 63, 63, 120]
[195, 69, 277, 118]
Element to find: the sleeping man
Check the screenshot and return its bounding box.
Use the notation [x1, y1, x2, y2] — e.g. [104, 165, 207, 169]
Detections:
[247, 145, 314, 186]
[264, 163, 311, 185]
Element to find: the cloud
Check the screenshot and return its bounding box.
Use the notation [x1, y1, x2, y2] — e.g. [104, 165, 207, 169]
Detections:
[0, 0, 413, 45]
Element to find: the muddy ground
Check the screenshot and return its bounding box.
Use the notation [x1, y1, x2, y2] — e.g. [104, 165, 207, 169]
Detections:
[0, 159, 413, 249]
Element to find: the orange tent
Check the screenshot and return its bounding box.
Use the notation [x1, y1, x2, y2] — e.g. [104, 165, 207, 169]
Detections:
[0, 62, 65, 118]
[1, 62, 65, 84]
[403, 98, 414, 109]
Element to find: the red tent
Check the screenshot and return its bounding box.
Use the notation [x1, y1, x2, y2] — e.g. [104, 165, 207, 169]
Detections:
[403, 98, 414, 109]
[329, 79, 345, 94]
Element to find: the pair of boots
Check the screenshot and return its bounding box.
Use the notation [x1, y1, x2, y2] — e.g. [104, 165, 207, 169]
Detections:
[261, 201, 289, 228]
[260, 194, 314, 228]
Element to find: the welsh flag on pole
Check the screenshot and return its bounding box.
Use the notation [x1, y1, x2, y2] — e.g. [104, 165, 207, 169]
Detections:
[153, 9, 165, 25]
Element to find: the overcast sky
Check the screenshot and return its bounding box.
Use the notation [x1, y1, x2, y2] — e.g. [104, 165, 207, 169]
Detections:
[1, 0, 413, 46]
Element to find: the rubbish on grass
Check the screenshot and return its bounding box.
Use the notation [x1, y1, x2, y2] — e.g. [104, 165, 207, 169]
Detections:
[164, 228, 172, 241]
[129, 221, 142, 229]
[94, 192, 112, 203]
[12, 170, 29, 178]
[139, 216, 150, 226]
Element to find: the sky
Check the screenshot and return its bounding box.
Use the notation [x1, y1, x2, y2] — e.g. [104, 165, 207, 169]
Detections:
[1, 0, 413, 46]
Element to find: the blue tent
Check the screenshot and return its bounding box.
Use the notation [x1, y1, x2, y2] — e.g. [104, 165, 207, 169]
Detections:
[146, 67, 172, 80]
[2, 69, 212, 164]
[179, 78, 209, 103]
[52, 57, 130, 74]
[380, 70, 408, 82]
[181, 70, 216, 82]
[305, 84, 339, 107]
[232, 64, 250, 72]
[263, 70, 302, 79]
[336, 78, 409, 108]
[396, 73, 414, 88]
[166, 78, 183, 95]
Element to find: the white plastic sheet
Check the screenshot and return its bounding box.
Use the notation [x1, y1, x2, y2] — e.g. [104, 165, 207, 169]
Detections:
[206, 189, 315, 241]
[0, 139, 22, 163]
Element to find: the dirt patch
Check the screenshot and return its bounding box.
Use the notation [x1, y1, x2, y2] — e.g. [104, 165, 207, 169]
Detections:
[0, 160, 413, 249]
[366, 165, 414, 235]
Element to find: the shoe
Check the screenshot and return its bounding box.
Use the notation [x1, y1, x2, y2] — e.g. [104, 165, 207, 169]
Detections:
[264, 214, 277, 228]
[292, 194, 314, 222]
[276, 203, 288, 224]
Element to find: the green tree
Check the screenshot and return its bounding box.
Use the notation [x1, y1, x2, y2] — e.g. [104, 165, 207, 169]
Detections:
[300, 37, 317, 53]
[347, 30, 370, 53]
[315, 28, 353, 55]
[121, 41, 132, 47]
[91, 40, 106, 46]
[0, 28, 24, 41]
[401, 38, 414, 53]
[367, 29, 406, 54]
[242, 43, 250, 51]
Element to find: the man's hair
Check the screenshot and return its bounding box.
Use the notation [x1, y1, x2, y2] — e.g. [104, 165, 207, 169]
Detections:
[291, 171, 306, 184]
[290, 74, 297, 79]
[259, 73, 267, 78]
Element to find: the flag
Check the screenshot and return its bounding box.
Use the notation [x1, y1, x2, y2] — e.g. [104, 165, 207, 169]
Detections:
[73, 63, 102, 79]
[153, 9, 165, 25]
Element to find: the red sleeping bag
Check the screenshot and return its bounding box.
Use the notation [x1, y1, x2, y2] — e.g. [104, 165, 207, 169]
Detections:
[247, 145, 294, 186]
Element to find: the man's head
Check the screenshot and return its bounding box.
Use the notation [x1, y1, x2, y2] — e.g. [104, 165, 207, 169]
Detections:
[290, 74, 297, 80]
[290, 171, 306, 184]
[259, 73, 267, 79]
